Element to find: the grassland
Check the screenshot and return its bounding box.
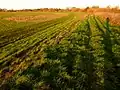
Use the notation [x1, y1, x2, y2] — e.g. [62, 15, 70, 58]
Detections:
[0, 12, 120, 90]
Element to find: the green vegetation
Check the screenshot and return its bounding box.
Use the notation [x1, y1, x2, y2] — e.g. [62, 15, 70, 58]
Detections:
[0, 12, 120, 90]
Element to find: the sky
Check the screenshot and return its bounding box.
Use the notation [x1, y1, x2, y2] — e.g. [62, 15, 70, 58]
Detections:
[0, 0, 120, 9]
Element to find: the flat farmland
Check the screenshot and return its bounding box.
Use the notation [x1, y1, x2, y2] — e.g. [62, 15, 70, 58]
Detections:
[0, 12, 120, 90]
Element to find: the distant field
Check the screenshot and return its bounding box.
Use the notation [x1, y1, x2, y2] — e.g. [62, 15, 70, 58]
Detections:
[0, 12, 120, 90]
[0, 12, 68, 31]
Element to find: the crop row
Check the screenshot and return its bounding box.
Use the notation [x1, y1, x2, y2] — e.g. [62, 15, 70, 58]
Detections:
[0, 15, 80, 85]
[0, 15, 120, 90]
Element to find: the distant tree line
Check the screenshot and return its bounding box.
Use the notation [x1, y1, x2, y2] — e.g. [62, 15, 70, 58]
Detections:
[0, 6, 120, 12]
[0, 8, 83, 12]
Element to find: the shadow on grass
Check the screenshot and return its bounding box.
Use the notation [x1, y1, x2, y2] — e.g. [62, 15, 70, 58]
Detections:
[95, 17, 120, 90]
[13, 18, 98, 90]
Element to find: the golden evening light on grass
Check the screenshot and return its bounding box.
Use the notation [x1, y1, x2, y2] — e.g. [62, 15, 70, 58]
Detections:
[0, 0, 120, 90]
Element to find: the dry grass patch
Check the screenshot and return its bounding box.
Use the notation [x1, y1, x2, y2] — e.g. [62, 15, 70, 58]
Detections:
[5, 13, 68, 22]
[94, 12, 120, 25]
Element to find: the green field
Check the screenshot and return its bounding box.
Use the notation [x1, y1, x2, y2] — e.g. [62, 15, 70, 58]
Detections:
[0, 12, 120, 90]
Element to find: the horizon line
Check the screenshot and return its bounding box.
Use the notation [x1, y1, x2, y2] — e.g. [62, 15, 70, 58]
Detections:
[0, 5, 119, 10]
